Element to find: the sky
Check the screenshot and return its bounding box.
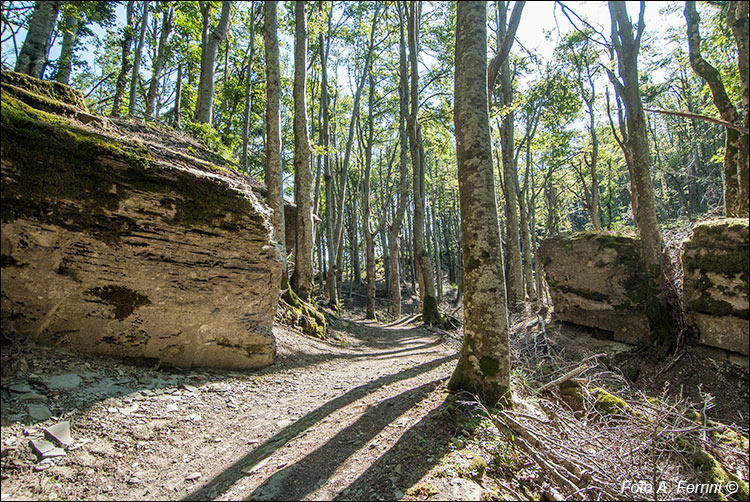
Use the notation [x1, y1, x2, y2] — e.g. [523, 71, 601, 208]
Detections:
[1, 1, 688, 97]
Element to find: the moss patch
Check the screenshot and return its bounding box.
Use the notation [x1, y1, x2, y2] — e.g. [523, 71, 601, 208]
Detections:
[591, 387, 631, 415]
[1, 70, 88, 110]
[86, 285, 151, 320]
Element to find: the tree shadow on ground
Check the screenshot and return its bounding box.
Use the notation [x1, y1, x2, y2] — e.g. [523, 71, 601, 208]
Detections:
[334, 396, 468, 500]
[245, 379, 444, 500]
[182, 353, 458, 501]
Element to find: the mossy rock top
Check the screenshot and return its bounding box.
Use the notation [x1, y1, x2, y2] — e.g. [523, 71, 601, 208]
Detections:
[2, 70, 88, 111]
[687, 218, 749, 249]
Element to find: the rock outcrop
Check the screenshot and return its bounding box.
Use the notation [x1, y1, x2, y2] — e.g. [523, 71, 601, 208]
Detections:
[1, 71, 283, 369]
[682, 219, 749, 356]
[539, 232, 649, 345]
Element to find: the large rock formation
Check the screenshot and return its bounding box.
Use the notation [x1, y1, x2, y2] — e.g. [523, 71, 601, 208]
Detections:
[682, 219, 749, 356]
[1, 71, 283, 369]
[539, 232, 649, 345]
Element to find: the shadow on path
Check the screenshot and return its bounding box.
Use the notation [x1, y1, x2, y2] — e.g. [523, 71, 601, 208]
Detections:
[183, 353, 457, 501]
[247, 380, 442, 500]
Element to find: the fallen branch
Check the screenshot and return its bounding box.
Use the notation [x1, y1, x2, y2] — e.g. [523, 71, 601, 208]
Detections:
[644, 108, 749, 134]
[537, 364, 588, 393]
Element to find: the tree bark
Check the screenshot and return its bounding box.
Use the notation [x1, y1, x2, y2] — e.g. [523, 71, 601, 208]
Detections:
[685, 1, 748, 217]
[145, 6, 172, 120]
[194, 1, 231, 124]
[54, 14, 77, 84]
[290, 1, 315, 301]
[496, 1, 524, 309]
[15, 0, 61, 79]
[112, 1, 135, 117]
[608, 1, 672, 350]
[450, 0, 512, 408]
[407, 1, 441, 325]
[128, 0, 148, 117]
[263, 1, 285, 263]
[241, 1, 258, 173]
[174, 62, 182, 127]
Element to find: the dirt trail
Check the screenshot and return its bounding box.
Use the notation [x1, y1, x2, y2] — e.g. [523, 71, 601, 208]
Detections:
[0, 315, 462, 501]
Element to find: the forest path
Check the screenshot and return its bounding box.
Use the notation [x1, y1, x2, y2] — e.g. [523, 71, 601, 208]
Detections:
[196, 315, 462, 501]
[0, 313, 463, 501]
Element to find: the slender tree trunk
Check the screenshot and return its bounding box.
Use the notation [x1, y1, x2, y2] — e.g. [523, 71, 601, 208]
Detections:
[263, 0, 285, 269]
[291, 0, 315, 301]
[129, 0, 148, 117]
[241, 1, 257, 173]
[496, 1, 524, 309]
[145, 7, 172, 120]
[194, 1, 231, 124]
[685, 1, 748, 217]
[112, 1, 135, 117]
[450, 0, 511, 408]
[407, 1, 440, 325]
[54, 14, 77, 84]
[15, 0, 61, 78]
[363, 71, 376, 319]
[388, 1, 411, 319]
[608, 1, 671, 350]
[174, 62, 182, 127]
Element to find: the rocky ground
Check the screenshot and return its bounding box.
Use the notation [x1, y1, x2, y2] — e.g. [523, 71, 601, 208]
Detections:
[1, 302, 748, 501]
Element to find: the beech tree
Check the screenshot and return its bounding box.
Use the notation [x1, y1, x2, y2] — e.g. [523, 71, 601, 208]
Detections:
[144, 4, 173, 120]
[128, 0, 148, 117]
[685, 1, 748, 218]
[14, 0, 61, 78]
[291, 0, 314, 301]
[194, 0, 231, 124]
[606, 1, 672, 351]
[111, 0, 135, 117]
[450, 0, 512, 407]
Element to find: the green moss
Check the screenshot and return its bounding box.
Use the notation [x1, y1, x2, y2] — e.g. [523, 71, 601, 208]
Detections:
[591, 387, 631, 415]
[86, 285, 151, 320]
[282, 286, 328, 339]
[684, 251, 749, 277]
[1, 70, 88, 110]
[456, 452, 487, 481]
[2, 82, 264, 243]
[405, 483, 439, 498]
[480, 357, 500, 377]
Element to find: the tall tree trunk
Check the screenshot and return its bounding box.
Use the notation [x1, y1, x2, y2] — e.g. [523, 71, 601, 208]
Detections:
[388, 1, 410, 319]
[291, 0, 315, 301]
[174, 62, 182, 127]
[15, 0, 61, 78]
[496, 1, 524, 309]
[54, 14, 77, 84]
[407, 1, 440, 325]
[263, 0, 285, 270]
[145, 6, 173, 120]
[194, 1, 231, 124]
[685, 1, 748, 217]
[129, 0, 148, 117]
[112, 1, 135, 117]
[363, 71, 376, 319]
[241, 1, 258, 173]
[326, 6, 378, 306]
[450, 0, 511, 408]
[607, 1, 672, 351]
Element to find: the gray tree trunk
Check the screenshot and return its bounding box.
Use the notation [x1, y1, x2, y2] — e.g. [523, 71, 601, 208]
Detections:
[174, 63, 182, 127]
[54, 14, 77, 84]
[607, 1, 671, 350]
[15, 0, 61, 79]
[363, 71, 376, 319]
[145, 7, 172, 120]
[241, 1, 258, 173]
[112, 0, 135, 117]
[194, 1, 231, 124]
[407, 1, 441, 325]
[291, 1, 315, 301]
[449, 0, 511, 408]
[263, 1, 285, 260]
[496, 2, 524, 309]
[388, 1, 410, 319]
[129, 0, 148, 117]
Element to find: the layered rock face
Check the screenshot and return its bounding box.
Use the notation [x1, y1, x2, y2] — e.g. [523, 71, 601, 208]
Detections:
[1, 71, 283, 369]
[682, 219, 749, 356]
[539, 233, 649, 345]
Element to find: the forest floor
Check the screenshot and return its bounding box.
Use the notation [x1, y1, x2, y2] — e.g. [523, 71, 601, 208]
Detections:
[1, 296, 748, 501]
